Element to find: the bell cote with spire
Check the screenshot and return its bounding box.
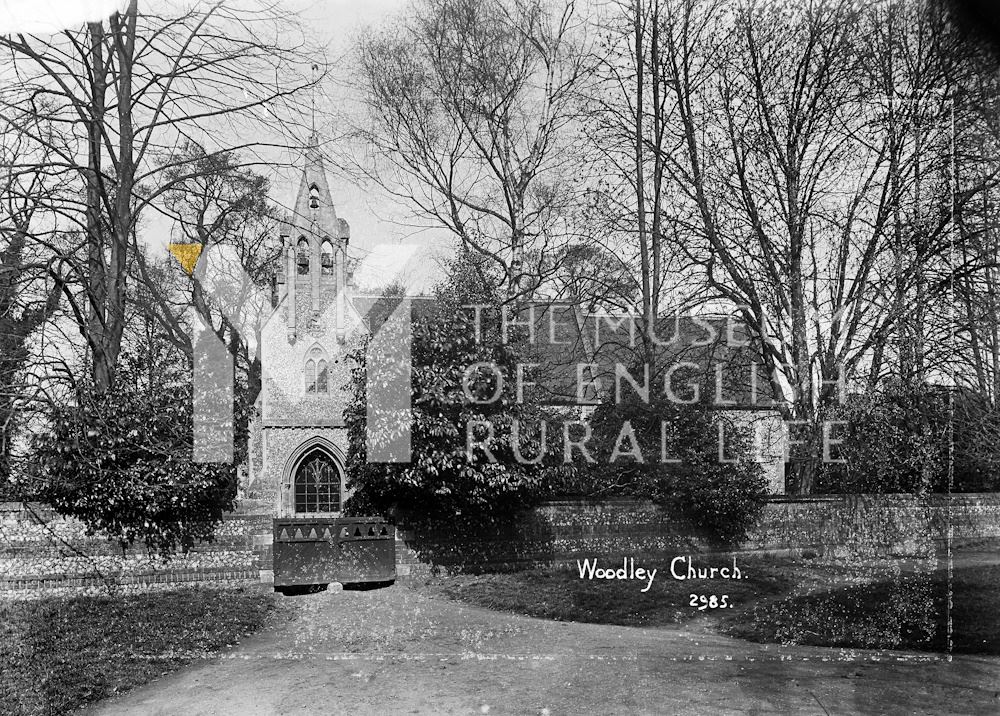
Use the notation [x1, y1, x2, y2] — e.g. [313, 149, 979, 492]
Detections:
[272, 133, 351, 343]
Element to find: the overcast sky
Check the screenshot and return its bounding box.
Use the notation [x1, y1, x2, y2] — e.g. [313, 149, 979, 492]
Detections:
[0, 0, 454, 292]
[133, 0, 450, 294]
[290, 0, 452, 294]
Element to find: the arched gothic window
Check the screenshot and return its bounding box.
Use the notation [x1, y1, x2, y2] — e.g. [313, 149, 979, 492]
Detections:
[296, 237, 310, 275]
[309, 183, 320, 209]
[305, 359, 316, 393]
[320, 239, 334, 275]
[293, 449, 341, 513]
[304, 346, 328, 394]
[317, 360, 328, 392]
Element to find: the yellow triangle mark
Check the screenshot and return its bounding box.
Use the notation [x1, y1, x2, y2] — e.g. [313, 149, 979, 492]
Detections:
[168, 243, 203, 274]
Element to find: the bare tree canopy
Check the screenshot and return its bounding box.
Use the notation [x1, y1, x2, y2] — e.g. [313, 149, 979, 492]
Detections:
[571, 0, 999, 491]
[354, 0, 588, 300]
[0, 0, 321, 392]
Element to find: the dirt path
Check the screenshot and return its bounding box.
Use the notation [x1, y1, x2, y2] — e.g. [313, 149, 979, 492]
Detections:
[84, 584, 1000, 716]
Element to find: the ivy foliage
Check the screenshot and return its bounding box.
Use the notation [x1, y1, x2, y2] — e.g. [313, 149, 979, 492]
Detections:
[30, 353, 244, 556]
[588, 380, 768, 545]
[817, 380, 950, 494]
[344, 256, 558, 525]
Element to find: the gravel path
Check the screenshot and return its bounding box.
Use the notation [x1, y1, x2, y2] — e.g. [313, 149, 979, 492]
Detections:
[83, 584, 1000, 715]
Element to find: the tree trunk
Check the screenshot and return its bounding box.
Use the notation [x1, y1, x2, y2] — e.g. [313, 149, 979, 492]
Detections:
[86, 20, 110, 393]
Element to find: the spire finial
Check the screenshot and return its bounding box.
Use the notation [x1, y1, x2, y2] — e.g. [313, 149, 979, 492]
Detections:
[306, 129, 321, 165]
[311, 63, 318, 134]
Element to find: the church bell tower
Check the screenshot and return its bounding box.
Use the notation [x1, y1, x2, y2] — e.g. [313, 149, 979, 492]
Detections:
[272, 133, 351, 343]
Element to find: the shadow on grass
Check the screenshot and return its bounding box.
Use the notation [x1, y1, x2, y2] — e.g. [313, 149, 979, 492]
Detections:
[718, 565, 1000, 655]
[425, 556, 1000, 656]
[0, 586, 276, 716]
[425, 556, 796, 628]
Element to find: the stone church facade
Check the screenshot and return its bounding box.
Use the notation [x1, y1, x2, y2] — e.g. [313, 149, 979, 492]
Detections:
[253, 137, 366, 519]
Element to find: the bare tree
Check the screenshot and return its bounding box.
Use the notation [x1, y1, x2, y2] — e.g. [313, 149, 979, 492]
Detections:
[581, 0, 705, 371]
[354, 0, 588, 300]
[0, 0, 320, 393]
[0, 110, 65, 485]
[926, 17, 1000, 405]
[640, 0, 968, 492]
[136, 143, 280, 410]
[533, 242, 640, 311]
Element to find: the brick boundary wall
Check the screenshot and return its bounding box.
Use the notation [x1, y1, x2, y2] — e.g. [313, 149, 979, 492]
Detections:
[3, 494, 1000, 592]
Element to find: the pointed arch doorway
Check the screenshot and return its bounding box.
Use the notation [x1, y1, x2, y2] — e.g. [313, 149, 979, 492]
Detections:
[293, 448, 341, 514]
[272, 436, 395, 591]
[281, 437, 346, 517]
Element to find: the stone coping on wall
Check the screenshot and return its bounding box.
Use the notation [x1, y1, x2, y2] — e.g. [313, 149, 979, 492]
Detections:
[0, 569, 261, 591]
[6, 493, 998, 518]
[0, 501, 276, 519]
[535, 493, 1000, 505]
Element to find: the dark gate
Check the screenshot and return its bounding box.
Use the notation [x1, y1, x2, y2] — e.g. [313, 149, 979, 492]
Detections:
[272, 517, 396, 588]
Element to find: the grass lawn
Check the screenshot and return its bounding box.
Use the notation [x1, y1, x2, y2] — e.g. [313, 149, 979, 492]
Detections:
[425, 556, 1000, 655]
[720, 564, 1000, 655]
[0, 586, 276, 716]
[425, 556, 800, 627]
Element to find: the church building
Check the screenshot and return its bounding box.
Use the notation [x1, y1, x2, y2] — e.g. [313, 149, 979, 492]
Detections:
[247, 136, 788, 532]
[253, 136, 367, 520]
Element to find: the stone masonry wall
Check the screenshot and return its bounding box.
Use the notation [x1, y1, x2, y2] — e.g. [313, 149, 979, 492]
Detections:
[4, 494, 1000, 592]
[0, 502, 273, 597]
[394, 493, 1000, 577]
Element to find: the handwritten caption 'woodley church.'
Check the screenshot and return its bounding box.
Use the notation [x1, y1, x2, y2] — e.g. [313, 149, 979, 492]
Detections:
[576, 557, 745, 593]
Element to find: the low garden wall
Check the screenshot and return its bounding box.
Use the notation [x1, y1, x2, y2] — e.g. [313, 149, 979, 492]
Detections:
[0, 502, 272, 596]
[394, 493, 1000, 575]
[3, 494, 1000, 593]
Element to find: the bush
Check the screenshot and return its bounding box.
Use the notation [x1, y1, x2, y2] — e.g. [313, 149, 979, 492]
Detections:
[816, 381, 1000, 494]
[817, 381, 950, 494]
[952, 390, 1000, 492]
[588, 389, 768, 545]
[344, 256, 562, 526]
[28, 357, 242, 556]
